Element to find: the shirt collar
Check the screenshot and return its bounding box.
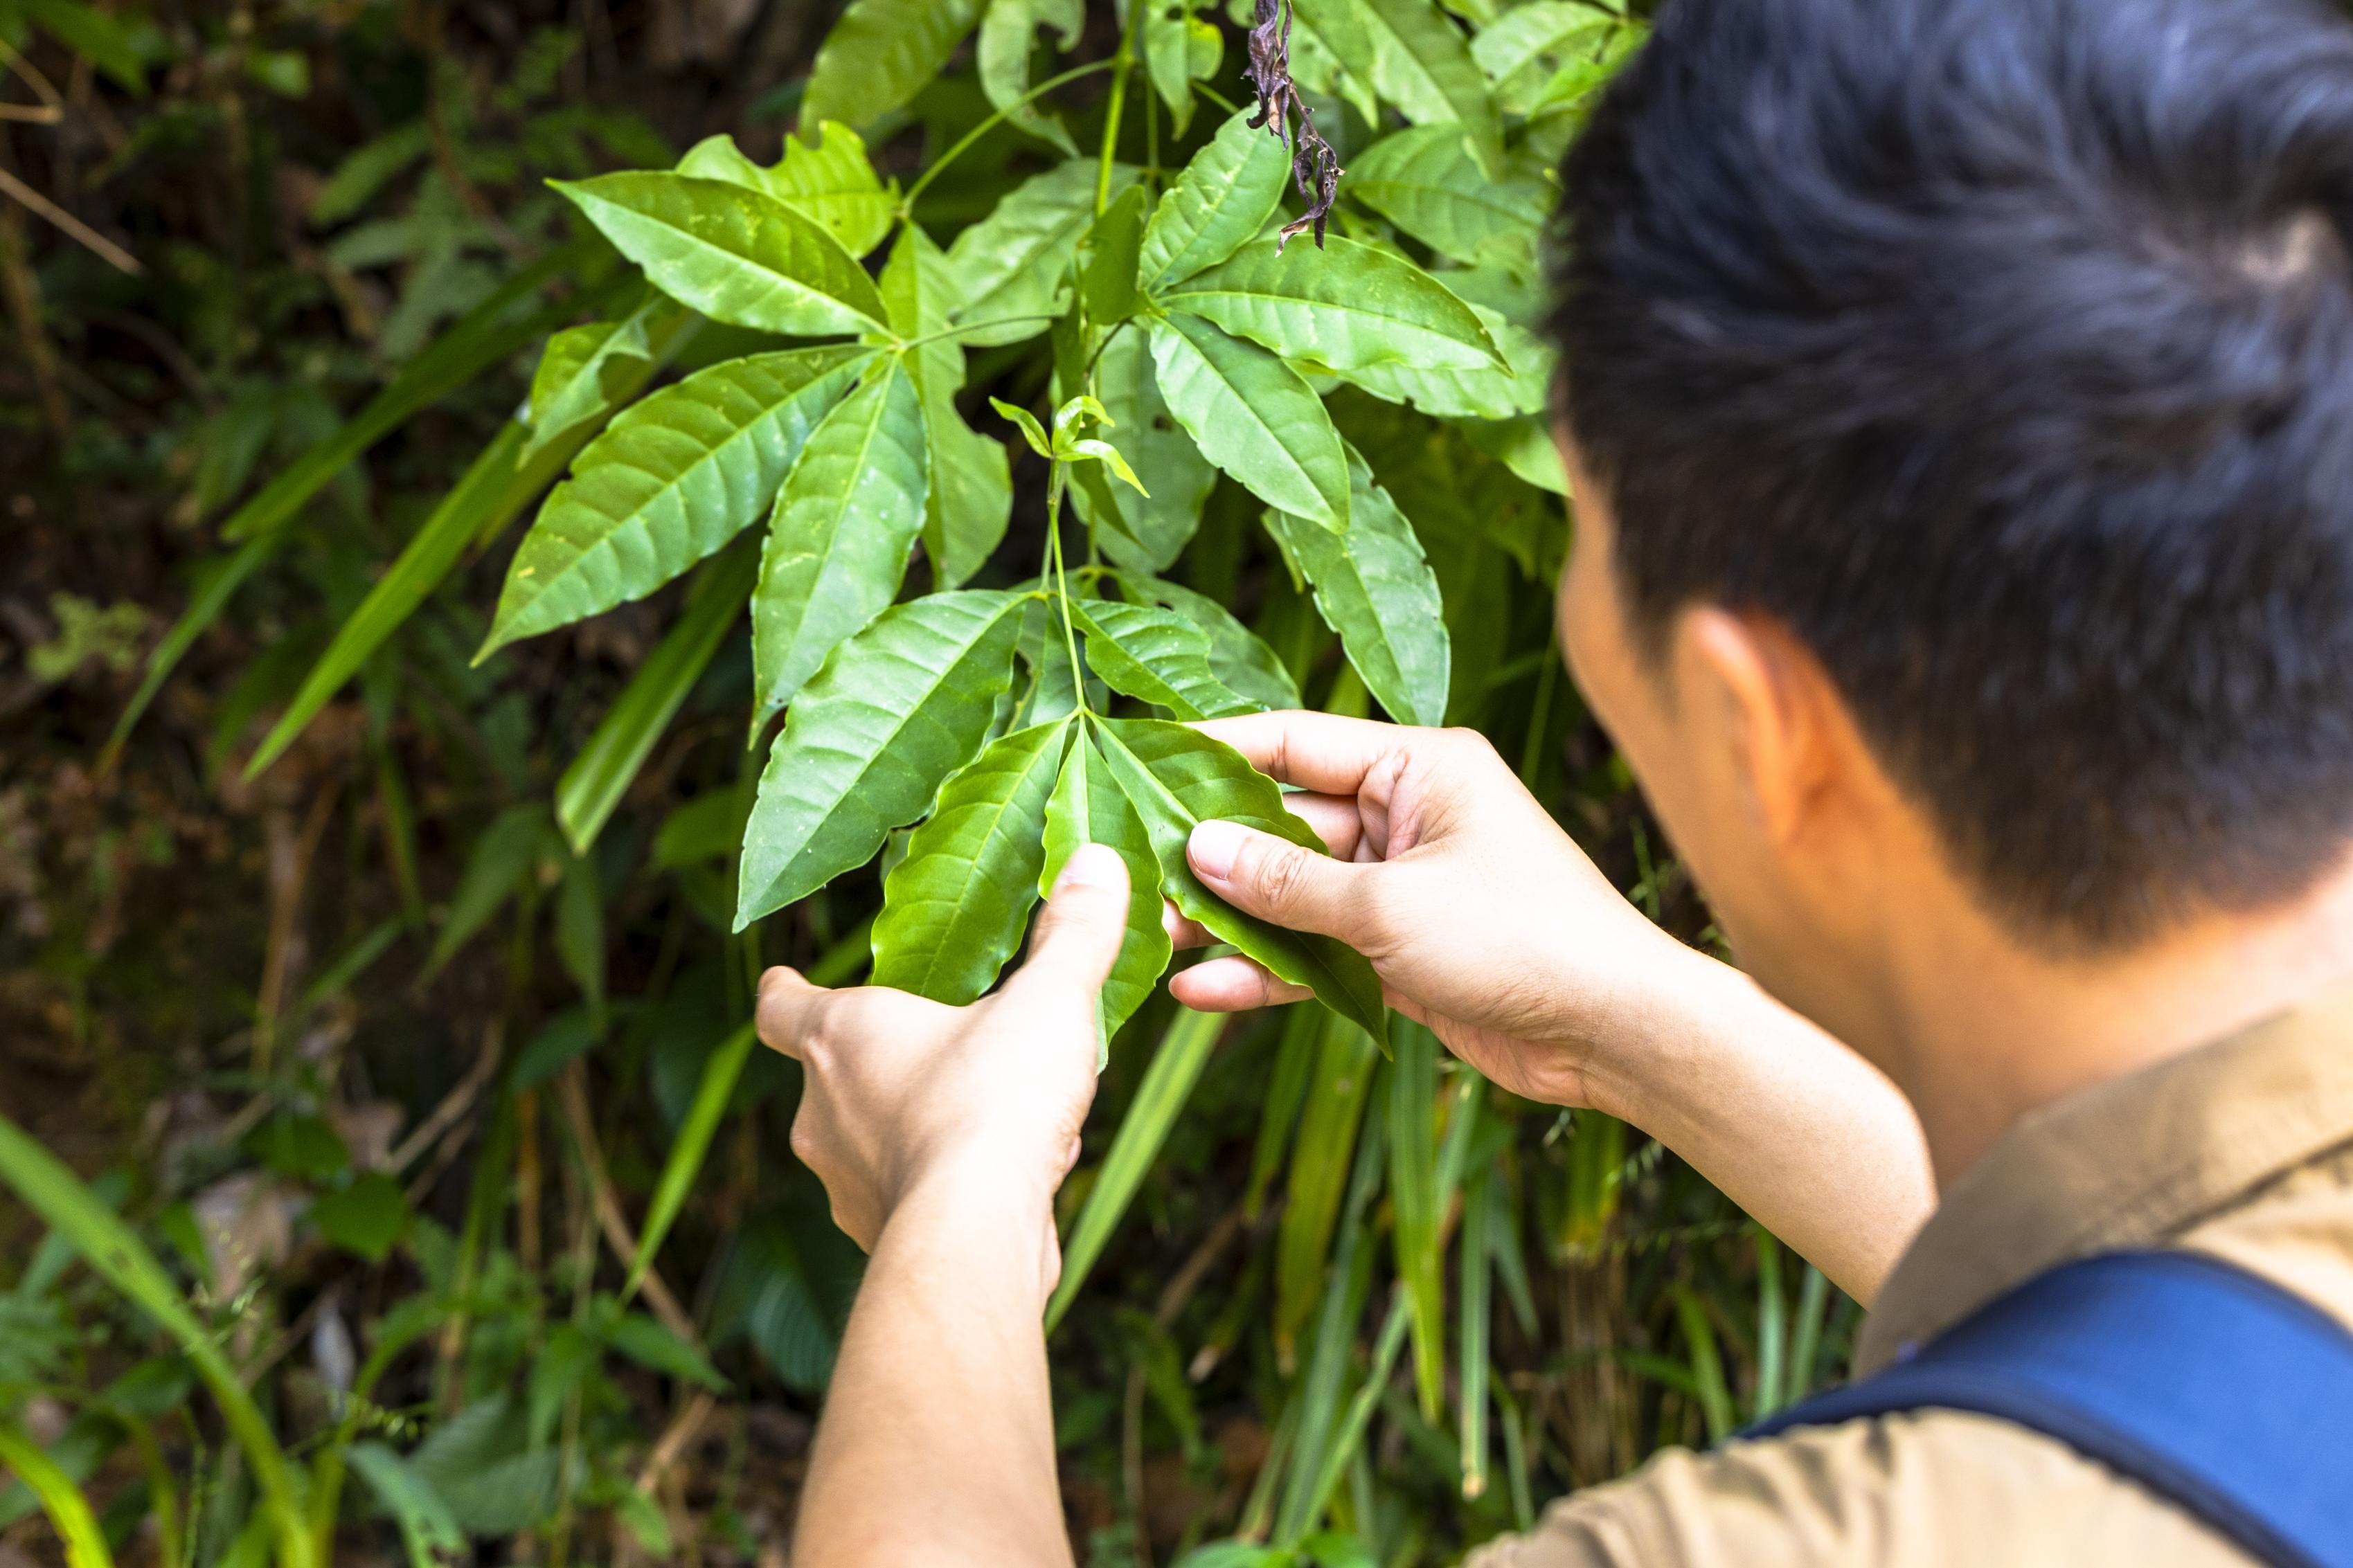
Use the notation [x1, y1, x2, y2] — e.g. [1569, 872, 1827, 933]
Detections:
[1855, 981, 2353, 1376]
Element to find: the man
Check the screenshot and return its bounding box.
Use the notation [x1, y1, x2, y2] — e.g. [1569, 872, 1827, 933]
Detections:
[756, 0, 2353, 1560]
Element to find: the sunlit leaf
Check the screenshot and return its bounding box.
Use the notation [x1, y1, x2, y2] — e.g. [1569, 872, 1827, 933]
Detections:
[1161, 235, 1502, 373]
[1335, 299, 1553, 420]
[882, 226, 1014, 587]
[737, 591, 1027, 926]
[978, 0, 1085, 154]
[753, 359, 931, 724]
[1039, 729, 1170, 1049]
[677, 124, 899, 258]
[1147, 313, 1350, 531]
[1113, 571, 1302, 710]
[1070, 326, 1217, 572]
[946, 161, 1140, 346]
[1265, 444, 1451, 727]
[1469, 1, 1614, 112]
[482, 346, 870, 655]
[1094, 718, 1383, 1036]
[1348, 125, 1547, 267]
[554, 172, 888, 336]
[1070, 599, 1253, 720]
[872, 719, 1071, 1003]
[1138, 110, 1292, 291]
[804, 0, 986, 129]
[1296, 0, 1503, 177]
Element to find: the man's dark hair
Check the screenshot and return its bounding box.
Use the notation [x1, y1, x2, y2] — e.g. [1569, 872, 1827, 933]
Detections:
[1553, 0, 2353, 946]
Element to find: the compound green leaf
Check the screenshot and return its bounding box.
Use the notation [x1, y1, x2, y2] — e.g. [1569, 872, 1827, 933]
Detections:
[1094, 717, 1384, 1036]
[1266, 444, 1451, 727]
[1138, 109, 1292, 290]
[871, 719, 1071, 1003]
[1147, 312, 1349, 531]
[1161, 235, 1502, 373]
[1069, 599, 1253, 720]
[946, 161, 1140, 346]
[1113, 571, 1303, 710]
[1336, 299, 1552, 420]
[1040, 730, 1172, 1050]
[737, 591, 1026, 927]
[1347, 125, 1548, 267]
[803, 0, 985, 129]
[752, 359, 931, 723]
[483, 346, 871, 656]
[554, 172, 887, 336]
[978, 0, 1085, 154]
[882, 226, 1013, 586]
[1069, 326, 1215, 572]
[677, 124, 897, 258]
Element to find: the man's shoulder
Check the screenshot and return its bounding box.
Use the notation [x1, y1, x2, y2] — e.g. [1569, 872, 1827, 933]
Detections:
[1464, 1409, 2251, 1568]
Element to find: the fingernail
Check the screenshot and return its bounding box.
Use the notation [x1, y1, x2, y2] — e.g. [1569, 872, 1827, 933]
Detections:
[1055, 842, 1124, 892]
[1189, 819, 1246, 880]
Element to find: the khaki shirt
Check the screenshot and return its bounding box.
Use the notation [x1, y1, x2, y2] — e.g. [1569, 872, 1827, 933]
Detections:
[1470, 986, 2353, 1567]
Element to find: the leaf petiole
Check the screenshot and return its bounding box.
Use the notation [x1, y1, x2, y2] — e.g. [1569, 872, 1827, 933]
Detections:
[904, 60, 1120, 210]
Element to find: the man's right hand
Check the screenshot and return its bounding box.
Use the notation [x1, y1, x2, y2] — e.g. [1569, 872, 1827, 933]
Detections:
[1168, 710, 1714, 1116]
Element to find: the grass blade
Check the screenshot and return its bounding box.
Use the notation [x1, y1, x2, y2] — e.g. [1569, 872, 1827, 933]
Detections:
[1387, 1018, 1444, 1423]
[624, 1020, 757, 1304]
[557, 539, 760, 856]
[1458, 1158, 1494, 1500]
[1274, 1010, 1380, 1361]
[1046, 1007, 1224, 1330]
[1276, 1097, 1388, 1544]
[1243, 1003, 1317, 1221]
[0, 1418, 112, 1568]
[1753, 1225, 1787, 1418]
[1674, 1286, 1735, 1444]
[1789, 1261, 1832, 1400]
[0, 1112, 314, 1568]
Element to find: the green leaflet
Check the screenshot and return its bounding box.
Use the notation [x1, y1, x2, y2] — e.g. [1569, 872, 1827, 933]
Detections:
[977, 0, 1084, 154]
[1147, 313, 1350, 532]
[1341, 0, 1505, 179]
[1160, 235, 1503, 373]
[1469, 1, 1615, 113]
[1081, 186, 1148, 326]
[1068, 599, 1254, 720]
[1093, 718, 1384, 1036]
[1462, 415, 1569, 495]
[1138, 110, 1292, 290]
[871, 719, 1071, 1004]
[1273, 1009, 1383, 1357]
[945, 161, 1140, 346]
[1113, 571, 1303, 710]
[1143, 0, 1222, 135]
[1069, 326, 1215, 573]
[1347, 125, 1548, 267]
[676, 124, 897, 258]
[1337, 299, 1553, 420]
[737, 591, 1026, 927]
[881, 226, 1013, 587]
[1267, 444, 1451, 728]
[522, 298, 663, 462]
[752, 359, 931, 723]
[482, 346, 872, 656]
[554, 172, 888, 336]
[1041, 728, 1172, 1049]
[803, 0, 985, 129]
[1387, 1018, 1444, 1421]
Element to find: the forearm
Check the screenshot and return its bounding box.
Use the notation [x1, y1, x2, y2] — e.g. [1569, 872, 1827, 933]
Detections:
[792, 1176, 1072, 1568]
[1587, 953, 1935, 1304]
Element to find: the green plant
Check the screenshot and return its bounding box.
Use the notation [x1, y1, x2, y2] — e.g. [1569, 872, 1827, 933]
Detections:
[0, 1, 1866, 1563]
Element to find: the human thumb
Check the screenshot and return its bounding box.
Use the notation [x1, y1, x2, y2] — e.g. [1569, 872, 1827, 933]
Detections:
[1013, 843, 1133, 995]
[1187, 819, 1362, 937]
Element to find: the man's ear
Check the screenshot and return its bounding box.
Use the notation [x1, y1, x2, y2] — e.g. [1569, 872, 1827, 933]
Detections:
[1672, 607, 1846, 850]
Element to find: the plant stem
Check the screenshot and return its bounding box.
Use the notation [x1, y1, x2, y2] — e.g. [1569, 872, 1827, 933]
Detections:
[1046, 471, 1090, 714]
[1096, 0, 1149, 215]
[904, 60, 1118, 210]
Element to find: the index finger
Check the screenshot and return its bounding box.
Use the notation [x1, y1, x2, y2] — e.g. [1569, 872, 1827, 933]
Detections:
[1191, 710, 1417, 796]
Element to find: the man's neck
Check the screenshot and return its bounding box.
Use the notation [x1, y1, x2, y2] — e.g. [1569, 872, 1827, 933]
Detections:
[1876, 851, 2353, 1189]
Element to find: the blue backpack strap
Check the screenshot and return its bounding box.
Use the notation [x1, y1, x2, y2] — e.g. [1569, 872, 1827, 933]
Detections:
[1740, 1250, 2353, 1568]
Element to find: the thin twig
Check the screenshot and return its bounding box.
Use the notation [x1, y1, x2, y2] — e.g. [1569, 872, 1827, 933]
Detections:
[555, 1061, 701, 1346]
[0, 164, 139, 273]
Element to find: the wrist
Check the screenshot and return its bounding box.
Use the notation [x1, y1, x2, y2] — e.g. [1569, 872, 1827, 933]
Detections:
[885, 1158, 1060, 1297]
[1550, 936, 1751, 1128]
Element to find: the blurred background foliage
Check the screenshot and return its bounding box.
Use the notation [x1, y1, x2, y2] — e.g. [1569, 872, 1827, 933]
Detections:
[0, 1, 1858, 1563]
